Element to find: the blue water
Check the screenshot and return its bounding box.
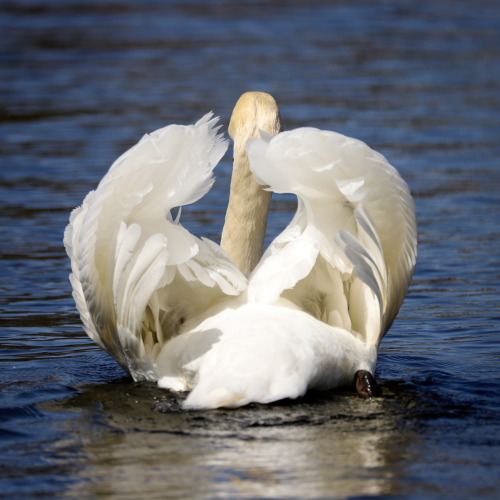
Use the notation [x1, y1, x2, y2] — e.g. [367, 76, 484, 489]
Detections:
[1, 1, 500, 498]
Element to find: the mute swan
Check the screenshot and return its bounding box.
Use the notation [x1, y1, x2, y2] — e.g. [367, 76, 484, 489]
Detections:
[64, 92, 417, 409]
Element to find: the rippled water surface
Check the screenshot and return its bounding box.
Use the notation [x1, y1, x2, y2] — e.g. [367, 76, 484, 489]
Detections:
[1, 1, 500, 498]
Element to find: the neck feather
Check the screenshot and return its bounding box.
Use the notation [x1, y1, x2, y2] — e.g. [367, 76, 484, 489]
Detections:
[221, 141, 271, 274]
[220, 92, 282, 275]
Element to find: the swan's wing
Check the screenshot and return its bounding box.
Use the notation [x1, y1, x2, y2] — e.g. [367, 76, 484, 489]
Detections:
[64, 114, 247, 380]
[247, 128, 417, 346]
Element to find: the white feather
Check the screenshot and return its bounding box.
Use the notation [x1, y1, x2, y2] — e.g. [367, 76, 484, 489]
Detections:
[65, 109, 417, 409]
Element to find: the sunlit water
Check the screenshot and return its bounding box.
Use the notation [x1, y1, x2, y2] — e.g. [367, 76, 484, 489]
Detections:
[1, 1, 500, 498]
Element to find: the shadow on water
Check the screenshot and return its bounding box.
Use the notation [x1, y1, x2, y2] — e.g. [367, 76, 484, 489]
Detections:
[36, 372, 493, 499]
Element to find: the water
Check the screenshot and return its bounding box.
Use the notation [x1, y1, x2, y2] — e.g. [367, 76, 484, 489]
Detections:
[1, 0, 500, 498]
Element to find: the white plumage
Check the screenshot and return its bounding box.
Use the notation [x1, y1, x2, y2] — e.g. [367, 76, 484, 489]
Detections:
[64, 93, 417, 409]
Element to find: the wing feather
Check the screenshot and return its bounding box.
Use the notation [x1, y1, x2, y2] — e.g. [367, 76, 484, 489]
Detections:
[64, 115, 246, 381]
[247, 127, 417, 346]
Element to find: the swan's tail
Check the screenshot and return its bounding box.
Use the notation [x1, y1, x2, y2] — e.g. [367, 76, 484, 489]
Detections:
[64, 115, 245, 380]
[155, 303, 375, 409]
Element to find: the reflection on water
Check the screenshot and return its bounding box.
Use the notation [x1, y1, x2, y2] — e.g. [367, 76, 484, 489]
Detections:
[44, 383, 414, 498]
[1, 0, 500, 498]
[41, 374, 498, 498]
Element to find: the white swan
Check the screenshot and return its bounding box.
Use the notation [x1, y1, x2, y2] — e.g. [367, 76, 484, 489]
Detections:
[64, 92, 417, 409]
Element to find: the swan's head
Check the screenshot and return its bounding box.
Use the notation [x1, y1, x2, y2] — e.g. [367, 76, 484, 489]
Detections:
[229, 92, 282, 144]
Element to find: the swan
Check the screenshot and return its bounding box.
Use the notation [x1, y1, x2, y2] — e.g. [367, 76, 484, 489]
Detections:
[64, 92, 417, 410]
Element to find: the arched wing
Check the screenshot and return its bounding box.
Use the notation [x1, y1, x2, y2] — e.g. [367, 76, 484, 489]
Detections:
[64, 114, 246, 380]
[247, 128, 417, 347]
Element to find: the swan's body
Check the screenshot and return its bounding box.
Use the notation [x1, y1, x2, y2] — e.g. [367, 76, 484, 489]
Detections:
[64, 92, 417, 409]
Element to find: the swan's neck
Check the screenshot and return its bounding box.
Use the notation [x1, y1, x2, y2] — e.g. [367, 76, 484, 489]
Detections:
[220, 91, 282, 275]
[220, 141, 271, 274]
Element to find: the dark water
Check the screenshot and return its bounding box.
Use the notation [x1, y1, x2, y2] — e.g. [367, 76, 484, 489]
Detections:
[1, 0, 500, 498]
